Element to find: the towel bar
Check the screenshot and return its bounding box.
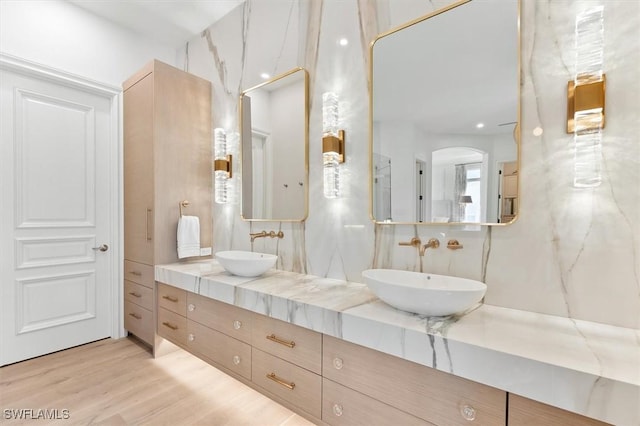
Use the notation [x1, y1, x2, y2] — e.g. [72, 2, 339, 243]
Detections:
[179, 200, 190, 217]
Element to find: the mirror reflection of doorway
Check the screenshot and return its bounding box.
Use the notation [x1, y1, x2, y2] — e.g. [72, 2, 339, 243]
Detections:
[415, 159, 426, 222]
[251, 129, 271, 218]
[431, 147, 487, 223]
[374, 154, 392, 221]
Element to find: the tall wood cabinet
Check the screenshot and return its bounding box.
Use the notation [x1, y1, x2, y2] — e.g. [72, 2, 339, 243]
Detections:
[499, 161, 518, 223]
[123, 60, 212, 346]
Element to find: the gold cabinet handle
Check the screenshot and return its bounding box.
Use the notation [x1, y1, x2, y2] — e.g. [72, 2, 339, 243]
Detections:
[162, 295, 179, 303]
[266, 373, 295, 390]
[146, 208, 152, 241]
[162, 321, 178, 330]
[129, 271, 142, 276]
[128, 312, 141, 320]
[266, 333, 295, 348]
[128, 292, 142, 298]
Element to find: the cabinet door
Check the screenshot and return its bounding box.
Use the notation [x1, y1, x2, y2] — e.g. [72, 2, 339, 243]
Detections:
[323, 379, 431, 426]
[124, 73, 154, 265]
[152, 62, 212, 265]
[323, 335, 506, 426]
[502, 174, 518, 198]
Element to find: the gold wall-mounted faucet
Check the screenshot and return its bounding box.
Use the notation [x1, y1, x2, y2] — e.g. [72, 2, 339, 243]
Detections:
[250, 230, 284, 243]
[399, 237, 439, 256]
[420, 238, 440, 256]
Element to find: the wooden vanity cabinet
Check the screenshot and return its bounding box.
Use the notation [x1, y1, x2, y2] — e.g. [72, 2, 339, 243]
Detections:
[155, 285, 610, 426]
[508, 394, 610, 425]
[323, 335, 506, 426]
[123, 60, 212, 347]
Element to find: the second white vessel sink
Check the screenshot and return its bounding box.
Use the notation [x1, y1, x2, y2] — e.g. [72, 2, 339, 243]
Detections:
[215, 250, 277, 277]
[362, 269, 487, 316]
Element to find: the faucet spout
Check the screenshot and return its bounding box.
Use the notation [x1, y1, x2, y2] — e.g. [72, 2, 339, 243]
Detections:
[250, 231, 268, 242]
[419, 238, 440, 256]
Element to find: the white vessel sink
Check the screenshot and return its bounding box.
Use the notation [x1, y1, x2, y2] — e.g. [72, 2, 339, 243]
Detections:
[362, 269, 487, 316]
[215, 251, 277, 277]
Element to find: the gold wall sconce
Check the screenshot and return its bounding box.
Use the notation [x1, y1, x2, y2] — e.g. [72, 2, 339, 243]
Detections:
[567, 74, 606, 134]
[322, 92, 345, 198]
[570, 5, 605, 188]
[214, 128, 233, 203]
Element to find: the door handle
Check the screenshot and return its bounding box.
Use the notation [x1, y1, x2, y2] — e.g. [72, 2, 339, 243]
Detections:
[92, 244, 109, 252]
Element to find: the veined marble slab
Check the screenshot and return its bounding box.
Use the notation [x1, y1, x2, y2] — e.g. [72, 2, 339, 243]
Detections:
[156, 260, 640, 425]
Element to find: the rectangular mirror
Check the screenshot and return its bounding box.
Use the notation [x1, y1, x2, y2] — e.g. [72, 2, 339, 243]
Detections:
[370, 0, 520, 225]
[240, 68, 309, 221]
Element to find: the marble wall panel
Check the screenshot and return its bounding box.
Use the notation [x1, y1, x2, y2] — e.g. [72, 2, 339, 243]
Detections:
[179, 0, 639, 329]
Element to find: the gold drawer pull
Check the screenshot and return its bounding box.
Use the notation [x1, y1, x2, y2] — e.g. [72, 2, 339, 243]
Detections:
[128, 312, 142, 320]
[162, 321, 178, 330]
[266, 373, 295, 390]
[162, 295, 179, 303]
[266, 334, 295, 348]
[128, 292, 142, 298]
[129, 271, 142, 276]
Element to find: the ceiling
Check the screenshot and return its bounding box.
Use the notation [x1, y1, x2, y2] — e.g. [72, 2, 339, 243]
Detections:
[66, 0, 245, 48]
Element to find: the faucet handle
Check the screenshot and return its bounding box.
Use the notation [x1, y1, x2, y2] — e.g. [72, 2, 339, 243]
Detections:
[426, 238, 440, 249]
[447, 239, 463, 250]
[398, 237, 421, 247]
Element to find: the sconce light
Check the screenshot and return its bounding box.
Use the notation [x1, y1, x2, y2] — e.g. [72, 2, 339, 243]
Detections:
[459, 195, 473, 204]
[568, 5, 605, 188]
[214, 128, 232, 204]
[322, 92, 345, 199]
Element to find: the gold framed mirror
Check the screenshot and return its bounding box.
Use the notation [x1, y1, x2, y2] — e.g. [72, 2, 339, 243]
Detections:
[240, 67, 309, 221]
[369, 0, 520, 225]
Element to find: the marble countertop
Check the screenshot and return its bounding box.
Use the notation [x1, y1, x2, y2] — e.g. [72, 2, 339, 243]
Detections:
[156, 260, 640, 425]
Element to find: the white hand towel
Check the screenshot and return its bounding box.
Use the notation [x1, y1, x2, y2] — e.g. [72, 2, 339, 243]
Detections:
[177, 215, 200, 259]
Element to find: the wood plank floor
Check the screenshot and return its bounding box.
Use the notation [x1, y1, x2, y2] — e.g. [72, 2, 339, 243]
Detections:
[0, 337, 316, 425]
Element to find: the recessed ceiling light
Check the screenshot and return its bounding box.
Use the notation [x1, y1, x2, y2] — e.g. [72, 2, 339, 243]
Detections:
[260, 73, 270, 79]
[533, 126, 543, 136]
[338, 38, 348, 46]
[476, 123, 485, 129]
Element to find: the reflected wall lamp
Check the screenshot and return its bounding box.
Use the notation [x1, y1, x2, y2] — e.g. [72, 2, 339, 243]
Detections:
[459, 195, 473, 204]
[214, 128, 232, 204]
[322, 92, 345, 198]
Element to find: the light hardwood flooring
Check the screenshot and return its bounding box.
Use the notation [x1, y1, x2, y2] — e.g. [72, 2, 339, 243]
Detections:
[0, 337, 316, 426]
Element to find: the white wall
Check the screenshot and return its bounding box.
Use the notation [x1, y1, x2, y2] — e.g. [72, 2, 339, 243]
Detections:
[0, 0, 177, 86]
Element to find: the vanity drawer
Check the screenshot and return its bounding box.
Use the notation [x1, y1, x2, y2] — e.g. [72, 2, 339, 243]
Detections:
[157, 282, 187, 316]
[187, 320, 252, 380]
[323, 335, 506, 426]
[124, 280, 153, 310]
[251, 313, 322, 374]
[124, 260, 154, 288]
[157, 307, 187, 346]
[252, 349, 321, 419]
[508, 394, 609, 426]
[124, 300, 153, 345]
[322, 378, 431, 426]
[187, 293, 252, 344]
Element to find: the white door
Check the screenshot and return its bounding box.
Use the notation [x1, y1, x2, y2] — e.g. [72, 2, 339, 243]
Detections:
[0, 57, 119, 366]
